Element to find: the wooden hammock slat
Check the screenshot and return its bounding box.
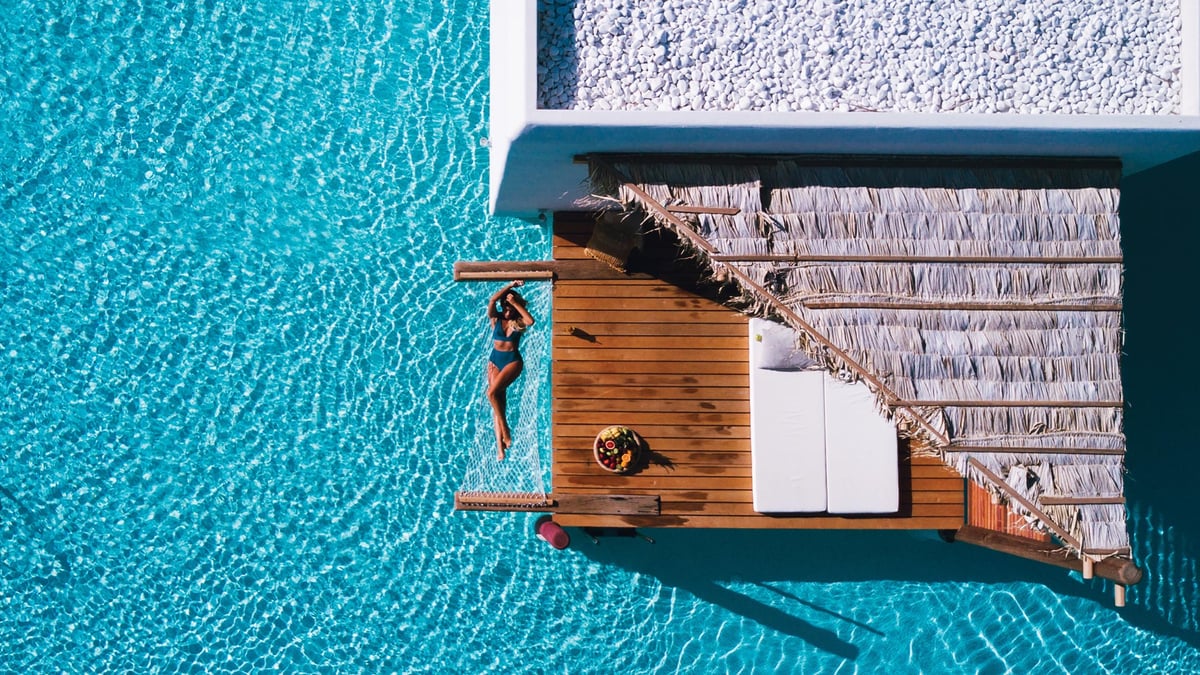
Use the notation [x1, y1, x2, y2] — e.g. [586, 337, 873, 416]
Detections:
[966, 457, 1083, 552]
[895, 400, 1124, 408]
[591, 159, 951, 447]
[454, 492, 555, 512]
[713, 254, 1124, 264]
[454, 261, 557, 281]
[1039, 496, 1126, 505]
[804, 301, 1123, 312]
[944, 445, 1125, 455]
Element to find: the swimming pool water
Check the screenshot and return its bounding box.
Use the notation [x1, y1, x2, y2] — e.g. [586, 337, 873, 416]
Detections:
[2, 0, 1198, 672]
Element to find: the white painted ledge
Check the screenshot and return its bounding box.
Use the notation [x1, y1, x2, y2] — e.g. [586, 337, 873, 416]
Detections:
[490, 0, 1200, 217]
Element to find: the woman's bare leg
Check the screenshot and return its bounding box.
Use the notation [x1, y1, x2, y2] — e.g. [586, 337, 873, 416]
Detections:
[485, 363, 506, 458]
[487, 360, 524, 459]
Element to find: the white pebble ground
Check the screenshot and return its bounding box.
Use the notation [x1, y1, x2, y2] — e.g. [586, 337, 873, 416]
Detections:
[538, 0, 1182, 114]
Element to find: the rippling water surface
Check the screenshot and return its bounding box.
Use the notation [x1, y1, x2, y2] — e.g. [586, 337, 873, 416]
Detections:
[2, 1, 1198, 672]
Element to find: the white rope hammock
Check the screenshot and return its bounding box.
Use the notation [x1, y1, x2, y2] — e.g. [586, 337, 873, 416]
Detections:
[458, 287, 551, 504]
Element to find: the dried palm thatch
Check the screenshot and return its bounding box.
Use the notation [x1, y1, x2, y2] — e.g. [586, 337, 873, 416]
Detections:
[583, 155, 1129, 558]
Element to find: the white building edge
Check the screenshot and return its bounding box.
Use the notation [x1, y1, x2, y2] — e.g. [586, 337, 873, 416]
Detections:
[490, 0, 1200, 218]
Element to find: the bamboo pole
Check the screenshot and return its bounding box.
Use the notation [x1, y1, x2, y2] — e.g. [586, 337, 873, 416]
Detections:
[895, 400, 1123, 409]
[667, 205, 741, 215]
[1039, 496, 1126, 505]
[803, 300, 1122, 312]
[711, 254, 1123, 265]
[944, 445, 1125, 456]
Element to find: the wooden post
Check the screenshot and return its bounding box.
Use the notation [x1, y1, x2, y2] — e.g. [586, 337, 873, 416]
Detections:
[1114, 584, 1126, 607]
[1082, 556, 1094, 579]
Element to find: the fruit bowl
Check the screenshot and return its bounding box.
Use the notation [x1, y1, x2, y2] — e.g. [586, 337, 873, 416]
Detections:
[593, 426, 642, 474]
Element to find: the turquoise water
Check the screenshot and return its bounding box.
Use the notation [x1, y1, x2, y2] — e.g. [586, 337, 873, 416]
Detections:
[2, 0, 1199, 672]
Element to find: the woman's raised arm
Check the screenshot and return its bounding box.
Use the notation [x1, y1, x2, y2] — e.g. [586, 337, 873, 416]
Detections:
[487, 280, 522, 318]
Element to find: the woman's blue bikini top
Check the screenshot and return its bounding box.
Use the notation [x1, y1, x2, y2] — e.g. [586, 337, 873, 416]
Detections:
[492, 319, 521, 345]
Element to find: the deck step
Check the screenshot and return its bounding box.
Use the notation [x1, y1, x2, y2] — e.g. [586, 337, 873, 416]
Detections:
[552, 493, 661, 515]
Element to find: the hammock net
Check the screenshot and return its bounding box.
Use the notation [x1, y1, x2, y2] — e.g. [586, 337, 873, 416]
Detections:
[458, 283, 551, 505]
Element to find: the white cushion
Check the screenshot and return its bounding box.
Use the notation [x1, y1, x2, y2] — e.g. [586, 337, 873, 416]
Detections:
[749, 320, 827, 512]
[823, 377, 900, 514]
[751, 318, 818, 371]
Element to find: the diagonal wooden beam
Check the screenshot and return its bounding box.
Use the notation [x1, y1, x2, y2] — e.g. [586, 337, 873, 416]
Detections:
[590, 157, 951, 447]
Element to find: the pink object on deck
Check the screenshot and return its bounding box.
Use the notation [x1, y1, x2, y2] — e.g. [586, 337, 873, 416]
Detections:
[535, 516, 569, 549]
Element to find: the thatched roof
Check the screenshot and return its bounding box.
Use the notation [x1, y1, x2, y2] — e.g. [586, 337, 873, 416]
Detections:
[584, 155, 1129, 557]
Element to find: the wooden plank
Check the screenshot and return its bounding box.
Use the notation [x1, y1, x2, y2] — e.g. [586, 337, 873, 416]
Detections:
[552, 513, 966, 530]
[558, 474, 752, 490]
[554, 410, 747, 426]
[555, 458, 751, 476]
[553, 385, 748, 400]
[557, 449, 751, 465]
[554, 309, 748, 325]
[554, 334, 749, 350]
[555, 296, 732, 311]
[555, 322, 748, 338]
[554, 347, 747, 363]
[554, 373, 747, 387]
[658, 501, 964, 518]
[555, 283, 727, 299]
[555, 398, 750, 413]
[552, 493, 661, 515]
[556, 436, 749, 452]
[554, 424, 749, 440]
[553, 360, 749, 375]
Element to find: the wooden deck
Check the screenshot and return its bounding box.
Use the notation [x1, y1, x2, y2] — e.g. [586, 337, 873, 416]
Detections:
[550, 211, 966, 529]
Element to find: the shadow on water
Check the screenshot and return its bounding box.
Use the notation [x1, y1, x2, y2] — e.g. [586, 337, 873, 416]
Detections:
[1119, 149, 1200, 642]
[564, 152, 1200, 658]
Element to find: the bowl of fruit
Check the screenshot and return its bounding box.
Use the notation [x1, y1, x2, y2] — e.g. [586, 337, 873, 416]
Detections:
[593, 425, 642, 474]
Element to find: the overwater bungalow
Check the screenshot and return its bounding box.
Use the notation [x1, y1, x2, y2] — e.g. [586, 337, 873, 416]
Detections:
[455, 0, 1200, 606]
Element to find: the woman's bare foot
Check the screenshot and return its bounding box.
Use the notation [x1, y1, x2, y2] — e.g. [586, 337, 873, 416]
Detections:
[497, 443, 507, 461]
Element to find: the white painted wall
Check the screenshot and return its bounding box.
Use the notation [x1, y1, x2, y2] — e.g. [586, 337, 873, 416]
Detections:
[489, 0, 1200, 217]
